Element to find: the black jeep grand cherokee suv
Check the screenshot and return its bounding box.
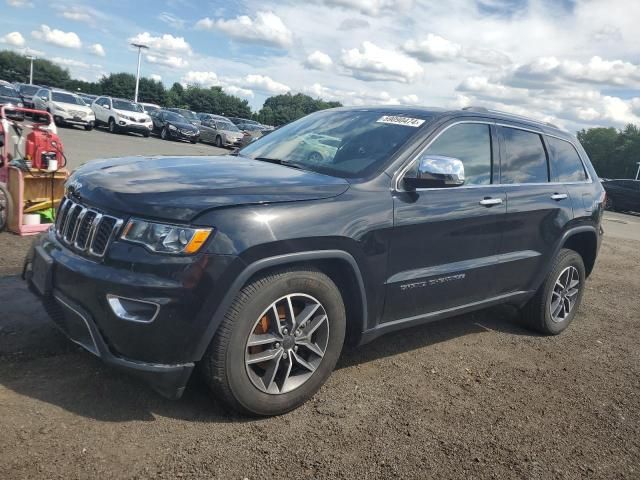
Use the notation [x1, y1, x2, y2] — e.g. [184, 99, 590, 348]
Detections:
[25, 106, 605, 416]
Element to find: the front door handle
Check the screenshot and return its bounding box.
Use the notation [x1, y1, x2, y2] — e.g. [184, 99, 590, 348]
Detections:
[479, 198, 503, 206]
[551, 193, 568, 201]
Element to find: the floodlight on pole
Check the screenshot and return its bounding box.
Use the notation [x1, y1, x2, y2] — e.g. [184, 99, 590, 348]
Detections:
[130, 43, 149, 103]
[26, 56, 35, 84]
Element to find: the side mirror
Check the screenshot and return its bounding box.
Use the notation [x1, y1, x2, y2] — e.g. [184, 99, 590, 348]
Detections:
[40, 96, 48, 101]
[403, 155, 465, 190]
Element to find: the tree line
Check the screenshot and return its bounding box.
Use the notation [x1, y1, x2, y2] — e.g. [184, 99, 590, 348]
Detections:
[578, 124, 640, 179]
[0, 49, 341, 125]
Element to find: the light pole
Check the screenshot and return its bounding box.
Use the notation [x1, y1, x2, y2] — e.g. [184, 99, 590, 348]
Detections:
[130, 43, 149, 103]
[635, 162, 640, 181]
[26, 55, 35, 84]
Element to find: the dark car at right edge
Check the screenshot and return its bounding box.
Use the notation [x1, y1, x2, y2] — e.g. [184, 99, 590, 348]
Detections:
[25, 105, 605, 416]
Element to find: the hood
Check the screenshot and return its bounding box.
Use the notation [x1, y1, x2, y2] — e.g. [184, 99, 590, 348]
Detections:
[0, 94, 21, 105]
[170, 121, 198, 131]
[66, 155, 349, 222]
[114, 109, 148, 121]
[56, 102, 93, 113]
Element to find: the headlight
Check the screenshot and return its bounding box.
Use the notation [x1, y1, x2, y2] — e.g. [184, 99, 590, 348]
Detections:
[55, 105, 66, 112]
[121, 219, 212, 254]
[17, 102, 23, 107]
[168, 124, 177, 130]
[119, 114, 134, 121]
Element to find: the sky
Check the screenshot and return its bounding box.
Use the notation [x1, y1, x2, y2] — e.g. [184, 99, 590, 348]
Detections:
[1, 0, 640, 132]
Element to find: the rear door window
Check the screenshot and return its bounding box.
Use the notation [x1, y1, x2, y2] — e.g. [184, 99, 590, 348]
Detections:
[500, 127, 549, 184]
[547, 136, 587, 182]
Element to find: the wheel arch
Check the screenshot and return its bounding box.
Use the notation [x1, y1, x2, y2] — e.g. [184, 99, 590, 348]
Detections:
[192, 250, 368, 360]
[560, 227, 599, 277]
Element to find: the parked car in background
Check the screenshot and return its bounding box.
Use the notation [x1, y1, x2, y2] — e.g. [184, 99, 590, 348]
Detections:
[227, 116, 259, 126]
[237, 122, 264, 141]
[77, 93, 98, 105]
[602, 179, 640, 213]
[151, 109, 200, 143]
[140, 102, 161, 115]
[290, 133, 340, 164]
[199, 117, 245, 148]
[15, 83, 41, 109]
[92, 96, 153, 136]
[32, 88, 94, 129]
[167, 107, 200, 125]
[0, 83, 24, 120]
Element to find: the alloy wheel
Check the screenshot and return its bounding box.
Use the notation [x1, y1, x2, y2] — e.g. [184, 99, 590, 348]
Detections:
[245, 293, 329, 395]
[550, 265, 580, 323]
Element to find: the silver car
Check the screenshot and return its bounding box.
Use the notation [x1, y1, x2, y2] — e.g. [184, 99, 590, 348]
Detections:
[199, 118, 245, 148]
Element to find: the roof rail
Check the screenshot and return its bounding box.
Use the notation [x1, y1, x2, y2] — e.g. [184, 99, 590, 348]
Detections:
[461, 106, 559, 129]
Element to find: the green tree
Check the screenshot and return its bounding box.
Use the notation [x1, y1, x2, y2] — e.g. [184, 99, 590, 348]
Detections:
[0, 50, 71, 86]
[98, 73, 136, 98]
[577, 125, 640, 178]
[255, 93, 341, 126]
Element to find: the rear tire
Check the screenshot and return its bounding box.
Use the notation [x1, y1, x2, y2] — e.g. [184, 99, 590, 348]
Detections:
[520, 248, 586, 335]
[201, 268, 346, 416]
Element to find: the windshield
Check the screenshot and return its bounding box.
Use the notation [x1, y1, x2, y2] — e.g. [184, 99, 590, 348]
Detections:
[175, 109, 197, 120]
[239, 110, 430, 178]
[0, 85, 18, 97]
[144, 104, 160, 112]
[52, 92, 85, 105]
[217, 121, 240, 132]
[113, 99, 143, 112]
[19, 85, 39, 95]
[164, 111, 187, 123]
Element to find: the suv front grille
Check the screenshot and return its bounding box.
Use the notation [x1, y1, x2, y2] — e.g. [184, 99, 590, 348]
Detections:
[55, 197, 123, 258]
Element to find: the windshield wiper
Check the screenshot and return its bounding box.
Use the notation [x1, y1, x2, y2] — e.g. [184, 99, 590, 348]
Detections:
[252, 157, 303, 170]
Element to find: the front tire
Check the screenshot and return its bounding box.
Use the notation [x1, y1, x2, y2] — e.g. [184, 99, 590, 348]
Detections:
[108, 118, 117, 134]
[520, 248, 586, 335]
[0, 183, 14, 232]
[215, 135, 223, 148]
[201, 268, 346, 416]
[161, 127, 169, 140]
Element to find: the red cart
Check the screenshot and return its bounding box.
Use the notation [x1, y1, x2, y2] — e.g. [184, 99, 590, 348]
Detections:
[0, 106, 68, 235]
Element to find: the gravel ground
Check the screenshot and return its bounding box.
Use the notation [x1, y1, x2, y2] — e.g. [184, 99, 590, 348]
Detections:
[0, 230, 639, 479]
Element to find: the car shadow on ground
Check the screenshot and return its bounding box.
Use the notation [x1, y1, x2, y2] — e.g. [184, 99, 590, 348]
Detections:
[0, 275, 537, 423]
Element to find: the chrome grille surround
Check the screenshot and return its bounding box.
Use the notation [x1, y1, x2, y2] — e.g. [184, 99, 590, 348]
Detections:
[55, 197, 123, 258]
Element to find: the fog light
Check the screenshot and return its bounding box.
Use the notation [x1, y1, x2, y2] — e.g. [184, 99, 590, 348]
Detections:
[119, 121, 126, 125]
[107, 294, 159, 323]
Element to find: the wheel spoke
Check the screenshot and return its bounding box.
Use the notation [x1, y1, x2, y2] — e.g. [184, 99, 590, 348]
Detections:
[297, 339, 325, 358]
[566, 287, 579, 298]
[247, 348, 281, 365]
[278, 354, 294, 392]
[292, 351, 316, 373]
[295, 303, 321, 330]
[262, 349, 284, 392]
[286, 296, 296, 329]
[247, 332, 282, 347]
[271, 305, 283, 335]
[305, 314, 328, 336]
[551, 298, 564, 318]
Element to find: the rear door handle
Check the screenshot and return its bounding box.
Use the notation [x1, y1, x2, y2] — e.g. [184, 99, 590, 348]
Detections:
[551, 193, 568, 201]
[479, 198, 503, 206]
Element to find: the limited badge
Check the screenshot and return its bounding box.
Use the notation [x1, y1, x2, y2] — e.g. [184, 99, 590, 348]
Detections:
[376, 115, 425, 127]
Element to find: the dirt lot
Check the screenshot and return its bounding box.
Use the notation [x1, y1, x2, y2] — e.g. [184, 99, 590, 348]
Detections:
[0, 227, 639, 479]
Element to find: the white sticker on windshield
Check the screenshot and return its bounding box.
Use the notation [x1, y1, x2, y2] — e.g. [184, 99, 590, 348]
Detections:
[376, 115, 425, 127]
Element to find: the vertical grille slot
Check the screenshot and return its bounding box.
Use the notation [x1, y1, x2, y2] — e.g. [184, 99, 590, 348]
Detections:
[55, 197, 123, 259]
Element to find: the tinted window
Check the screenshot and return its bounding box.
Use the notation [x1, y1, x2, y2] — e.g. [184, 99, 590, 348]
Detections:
[500, 127, 548, 184]
[547, 137, 587, 182]
[425, 123, 492, 185]
[51, 92, 84, 105]
[0, 85, 18, 97]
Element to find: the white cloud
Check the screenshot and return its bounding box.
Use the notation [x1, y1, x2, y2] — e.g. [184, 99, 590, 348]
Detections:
[182, 71, 219, 87]
[457, 76, 527, 101]
[51, 57, 89, 68]
[88, 43, 105, 57]
[341, 41, 423, 83]
[403, 34, 461, 62]
[0, 31, 25, 47]
[128, 32, 192, 55]
[303, 82, 419, 106]
[146, 54, 188, 69]
[158, 12, 186, 29]
[305, 50, 333, 70]
[223, 85, 254, 98]
[31, 24, 82, 49]
[509, 56, 640, 87]
[320, 0, 414, 16]
[150, 73, 162, 82]
[243, 74, 290, 94]
[62, 10, 92, 23]
[6, 0, 32, 7]
[196, 11, 292, 48]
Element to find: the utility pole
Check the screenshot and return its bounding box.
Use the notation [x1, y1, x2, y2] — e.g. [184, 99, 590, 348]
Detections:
[635, 162, 640, 181]
[130, 43, 149, 103]
[27, 56, 35, 84]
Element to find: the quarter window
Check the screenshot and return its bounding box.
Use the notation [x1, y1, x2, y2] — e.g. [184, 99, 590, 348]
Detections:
[425, 123, 493, 185]
[547, 137, 587, 182]
[500, 127, 549, 184]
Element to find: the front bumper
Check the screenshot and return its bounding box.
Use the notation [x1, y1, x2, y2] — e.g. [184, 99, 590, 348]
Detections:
[168, 128, 199, 142]
[57, 114, 95, 126]
[24, 228, 239, 398]
[117, 120, 153, 134]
